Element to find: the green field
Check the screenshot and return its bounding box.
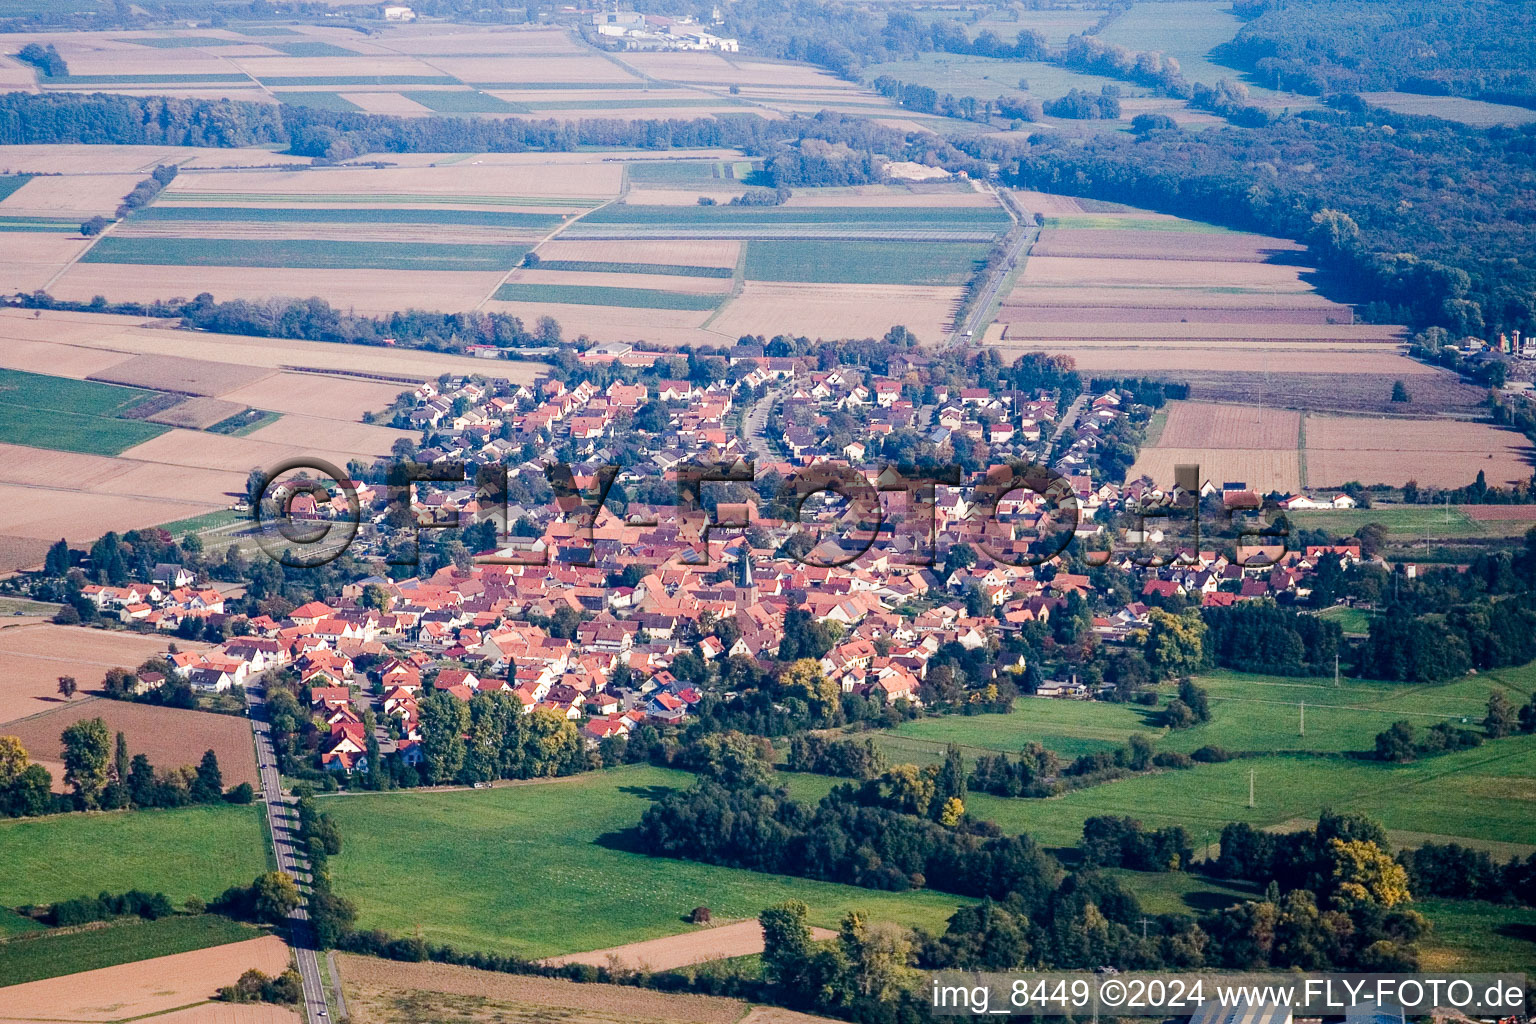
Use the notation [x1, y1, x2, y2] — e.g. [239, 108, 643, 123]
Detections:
[880, 698, 1159, 763]
[119, 35, 236, 47]
[1317, 604, 1374, 634]
[1096, 1, 1248, 87]
[274, 91, 363, 112]
[0, 367, 167, 455]
[0, 915, 262, 987]
[156, 508, 246, 536]
[864, 53, 1134, 102]
[1289, 505, 1536, 539]
[404, 90, 529, 113]
[493, 283, 722, 310]
[134, 206, 564, 228]
[270, 40, 360, 57]
[1044, 214, 1234, 233]
[626, 160, 744, 184]
[0, 175, 34, 202]
[85, 236, 529, 271]
[0, 907, 44, 938]
[1414, 898, 1536, 971]
[745, 239, 987, 285]
[959, 740, 1536, 851]
[1360, 92, 1536, 127]
[323, 766, 969, 958]
[0, 804, 268, 907]
[532, 259, 732, 278]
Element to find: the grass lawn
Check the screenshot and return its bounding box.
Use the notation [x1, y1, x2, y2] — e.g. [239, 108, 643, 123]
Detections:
[493, 283, 721, 310]
[1318, 604, 1373, 634]
[1102, 869, 1259, 916]
[863, 53, 1134, 101]
[84, 236, 529, 272]
[322, 765, 969, 958]
[0, 915, 262, 987]
[744, 239, 988, 285]
[156, 508, 245, 536]
[0, 367, 167, 456]
[0, 804, 268, 907]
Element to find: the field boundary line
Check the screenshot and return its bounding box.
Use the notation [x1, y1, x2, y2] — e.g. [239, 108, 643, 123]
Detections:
[698, 243, 748, 335]
[473, 196, 626, 311]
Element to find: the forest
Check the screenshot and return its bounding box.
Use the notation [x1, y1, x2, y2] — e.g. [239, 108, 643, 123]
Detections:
[1222, 0, 1536, 106]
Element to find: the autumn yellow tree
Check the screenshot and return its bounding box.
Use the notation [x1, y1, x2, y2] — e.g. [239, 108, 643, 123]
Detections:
[1329, 838, 1412, 909]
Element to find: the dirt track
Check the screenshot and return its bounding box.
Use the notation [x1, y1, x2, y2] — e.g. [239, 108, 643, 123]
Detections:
[542, 920, 837, 972]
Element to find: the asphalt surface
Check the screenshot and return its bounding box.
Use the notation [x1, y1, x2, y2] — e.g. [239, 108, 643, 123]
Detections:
[245, 685, 330, 1024]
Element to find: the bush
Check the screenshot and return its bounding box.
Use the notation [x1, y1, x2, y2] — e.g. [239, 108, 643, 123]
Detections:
[225, 782, 255, 804]
[1191, 745, 1232, 763]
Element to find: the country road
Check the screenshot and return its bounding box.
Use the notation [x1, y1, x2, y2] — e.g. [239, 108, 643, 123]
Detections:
[245, 683, 330, 1024]
[942, 188, 1038, 354]
[742, 383, 789, 459]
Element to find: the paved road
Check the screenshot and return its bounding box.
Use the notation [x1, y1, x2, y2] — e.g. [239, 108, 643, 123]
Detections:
[245, 684, 329, 1024]
[742, 384, 789, 459]
[941, 189, 1038, 354]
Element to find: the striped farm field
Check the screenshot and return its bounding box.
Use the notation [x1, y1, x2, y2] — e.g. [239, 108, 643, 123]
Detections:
[745, 238, 986, 285]
[531, 259, 732, 278]
[131, 206, 565, 228]
[276, 91, 362, 111]
[162, 191, 602, 208]
[492, 283, 722, 310]
[581, 204, 1010, 227]
[625, 160, 753, 184]
[404, 89, 529, 112]
[84, 236, 529, 271]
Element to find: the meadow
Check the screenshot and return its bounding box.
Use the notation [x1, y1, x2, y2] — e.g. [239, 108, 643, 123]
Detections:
[627, 160, 753, 184]
[0, 914, 262, 987]
[322, 765, 969, 959]
[0, 367, 167, 456]
[83, 236, 530, 271]
[493, 283, 722, 310]
[745, 239, 987, 286]
[863, 53, 1133, 103]
[1290, 505, 1536, 540]
[0, 804, 268, 907]
[582, 204, 1009, 228]
[1095, 1, 1249, 87]
[404, 90, 528, 113]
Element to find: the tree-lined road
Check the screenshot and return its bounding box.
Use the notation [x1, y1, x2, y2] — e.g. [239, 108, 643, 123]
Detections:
[246, 684, 329, 1023]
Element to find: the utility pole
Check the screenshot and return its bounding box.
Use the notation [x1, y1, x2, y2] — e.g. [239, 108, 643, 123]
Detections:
[1299, 700, 1305, 736]
[1248, 768, 1255, 809]
[1334, 650, 1340, 687]
[1140, 916, 1152, 940]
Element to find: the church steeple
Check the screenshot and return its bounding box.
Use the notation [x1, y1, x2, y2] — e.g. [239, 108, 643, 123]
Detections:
[736, 545, 754, 590]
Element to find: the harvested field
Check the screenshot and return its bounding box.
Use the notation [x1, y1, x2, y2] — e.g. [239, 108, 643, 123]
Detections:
[0, 537, 55, 575]
[1032, 227, 1302, 262]
[52, 263, 509, 315]
[709, 282, 961, 342]
[83, 236, 529, 272]
[784, 184, 998, 208]
[998, 304, 1351, 324]
[0, 337, 139, 379]
[1464, 505, 1536, 521]
[1155, 402, 1300, 449]
[219, 373, 407, 420]
[0, 624, 207, 725]
[1130, 447, 1301, 494]
[1304, 416, 1536, 488]
[243, 414, 413, 458]
[163, 163, 621, 204]
[337, 953, 838, 1024]
[3, 697, 259, 793]
[90, 354, 275, 396]
[338, 91, 433, 114]
[992, 347, 1438, 377]
[0, 232, 95, 294]
[0, 935, 290, 1023]
[535, 238, 740, 267]
[1012, 190, 1085, 217]
[508, 267, 731, 294]
[1003, 286, 1340, 309]
[118, 428, 317, 473]
[0, 310, 547, 384]
[0, 485, 222, 547]
[998, 322, 1399, 342]
[1019, 256, 1314, 291]
[0, 174, 145, 217]
[543, 920, 837, 972]
[144, 396, 249, 429]
[481, 298, 713, 342]
[140, 1003, 300, 1024]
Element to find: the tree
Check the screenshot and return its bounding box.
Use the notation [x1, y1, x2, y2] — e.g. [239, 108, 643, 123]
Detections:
[56, 675, 77, 701]
[1144, 608, 1207, 678]
[1374, 720, 1417, 762]
[0, 736, 27, 788]
[418, 691, 470, 784]
[193, 749, 223, 803]
[931, 743, 966, 818]
[44, 538, 69, 576]
[61, 717, 110, 808]
[778, 658, 841, 724]
[1328, 837, 1411, 909]
[1485, 691, 1516, 738]
[690, 731, 774, 790]
[839, 911, 914, 1001]
[251, 871, 302, 923]
[760, 900, 815, 988]
[80, 215, 110, 237]
[1390, 380, 1411, 403]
